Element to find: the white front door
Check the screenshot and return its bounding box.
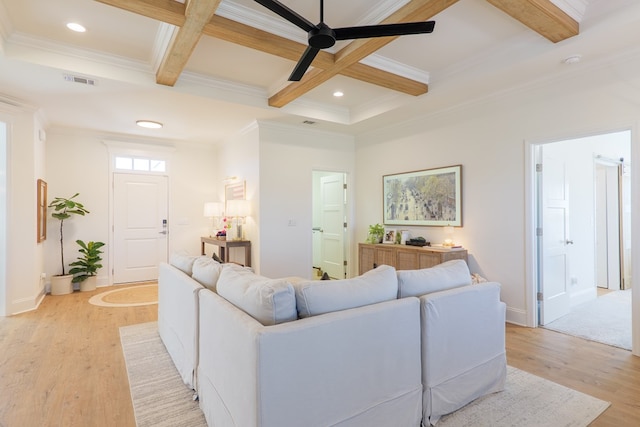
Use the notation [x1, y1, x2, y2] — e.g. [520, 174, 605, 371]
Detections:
[539, 149, 571, 325]
[113, 173, 168, 283]
[320, 174, 346, 279]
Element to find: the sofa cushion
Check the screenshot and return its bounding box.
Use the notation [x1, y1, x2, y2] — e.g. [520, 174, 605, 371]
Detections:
[216, 264, 297, 326]
[397, 259, 471, 298]
[169, 251, 199, 275]
[192, 257, 223, 292]
[293, 264, 398, 318]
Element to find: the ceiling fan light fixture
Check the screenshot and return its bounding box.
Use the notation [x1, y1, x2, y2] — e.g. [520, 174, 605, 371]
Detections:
[136, 120, 163, 129]
[66, 22, 86, 33]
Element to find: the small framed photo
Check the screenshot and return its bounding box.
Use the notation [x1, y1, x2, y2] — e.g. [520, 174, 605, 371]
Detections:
[383, 228, 397, 244]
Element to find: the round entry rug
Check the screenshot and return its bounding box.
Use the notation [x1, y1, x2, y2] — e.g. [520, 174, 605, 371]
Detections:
[89, 283, 158, 307]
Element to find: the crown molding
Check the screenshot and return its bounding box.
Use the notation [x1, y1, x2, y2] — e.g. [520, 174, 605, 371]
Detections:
[217, 0, 306, 45]
[150, 23, 177, 73]
[551, 0, 590, 22]
[361, 54, 430, 83]
[7, 32, 153, 75]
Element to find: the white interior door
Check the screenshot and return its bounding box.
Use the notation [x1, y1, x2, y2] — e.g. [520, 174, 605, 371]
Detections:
[113, 173, 168, 283]
[595, 163, 621, 289]
[320, 174, 346, 279]
[539, 150, 572, 325]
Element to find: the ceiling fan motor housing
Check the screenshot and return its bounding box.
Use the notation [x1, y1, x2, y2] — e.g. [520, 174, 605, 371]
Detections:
[309, 24, 336, 49]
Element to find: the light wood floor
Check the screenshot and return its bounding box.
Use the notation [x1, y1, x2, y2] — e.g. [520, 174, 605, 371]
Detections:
[1, 286, 640, 426]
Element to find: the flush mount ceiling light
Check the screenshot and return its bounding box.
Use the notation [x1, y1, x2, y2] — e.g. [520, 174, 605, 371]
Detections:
[66, 22, 86, 33]
[333, 91, 344, 97]
[136, 120, 163, 129]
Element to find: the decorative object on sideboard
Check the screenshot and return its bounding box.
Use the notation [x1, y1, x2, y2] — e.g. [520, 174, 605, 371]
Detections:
[48, 193, 90, 295]
[383, 228, 397, 244]
[203, 201, 223, 237]
[383, 165, 462, 227]
[443, 225, 455, 247]
[226, 199, 251, 241]
[367, 223, 384, 244]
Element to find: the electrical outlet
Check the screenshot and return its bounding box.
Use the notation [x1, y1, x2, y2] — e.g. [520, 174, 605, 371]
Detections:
[570, 276, 578, 286]
[287, 219, 297, 227]
[41, 272, 46, 279]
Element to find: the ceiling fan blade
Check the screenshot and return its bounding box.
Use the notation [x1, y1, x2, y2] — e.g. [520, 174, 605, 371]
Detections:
[334, 21, 435, 41]
[289, 46, 321, 81]
[253, 0, 316, 32]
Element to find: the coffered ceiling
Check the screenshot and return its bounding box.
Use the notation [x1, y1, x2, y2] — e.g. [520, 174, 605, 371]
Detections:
[0, 0, 638, 143]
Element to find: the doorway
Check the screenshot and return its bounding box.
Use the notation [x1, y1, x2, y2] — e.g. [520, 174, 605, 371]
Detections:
[533, 130, 631, 327]
[312, 171, 347, 279]
[112, 173, 169, 284]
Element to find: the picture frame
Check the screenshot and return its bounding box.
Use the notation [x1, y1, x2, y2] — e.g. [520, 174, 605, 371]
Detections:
[383, 165, 462, 227]
[383, 228, 397, 244]
[37, 179, 47, 243]
[225, 181, 246, 211]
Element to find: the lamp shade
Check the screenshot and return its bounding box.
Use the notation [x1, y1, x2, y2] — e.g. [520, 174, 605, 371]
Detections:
[204, 202, 223, 218]
[226, 199, 250, 217]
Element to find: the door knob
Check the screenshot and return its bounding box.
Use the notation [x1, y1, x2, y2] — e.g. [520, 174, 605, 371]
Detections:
[566, 240, 574, 245]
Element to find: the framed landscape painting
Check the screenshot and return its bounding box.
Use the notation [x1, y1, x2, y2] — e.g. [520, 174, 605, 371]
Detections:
[383, 165, 462, 226]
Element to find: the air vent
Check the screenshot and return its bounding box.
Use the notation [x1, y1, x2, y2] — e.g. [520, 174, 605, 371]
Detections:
[302, 120, 316, 125]
[63, 74, 97, 86]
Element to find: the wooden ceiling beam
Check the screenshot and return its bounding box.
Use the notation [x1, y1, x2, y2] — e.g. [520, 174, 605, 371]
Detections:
[485, 0, 579, 43]
[95, 0, 186, 27]
[156, 0, 222, 86]
[205, 16, 428, 96]
[95, 1, 428, 96]
[268, 0, 458, 108]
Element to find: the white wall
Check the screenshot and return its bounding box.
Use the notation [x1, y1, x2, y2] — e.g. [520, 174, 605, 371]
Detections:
[356, 51, 640, 327]
[0, 103, 46, 315]
[45, 129, 217, 287]
[218, 123, 260, 268]
[0, 120, 6, 315]
[256, 122, 355, 278]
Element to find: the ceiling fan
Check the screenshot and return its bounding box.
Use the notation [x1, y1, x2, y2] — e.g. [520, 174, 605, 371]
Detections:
[254, 0, 436, 81]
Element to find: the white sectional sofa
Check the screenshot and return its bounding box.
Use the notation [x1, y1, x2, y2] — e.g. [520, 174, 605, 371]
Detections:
[158, 255, 506, 427]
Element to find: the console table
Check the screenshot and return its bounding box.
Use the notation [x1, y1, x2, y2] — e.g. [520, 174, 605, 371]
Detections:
[201, 237, 252, 267]
[359, 243, 467, 275]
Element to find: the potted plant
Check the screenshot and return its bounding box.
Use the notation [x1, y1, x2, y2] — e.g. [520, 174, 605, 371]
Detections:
[48, 193, 89, 295]
[367, 223, 385, 244]
[69, 240, 104, 292]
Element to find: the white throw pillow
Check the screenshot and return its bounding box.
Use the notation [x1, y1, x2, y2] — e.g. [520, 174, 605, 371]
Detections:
[397, 259, 471, 298]
[169, 251, 199, 275]
[293, 264, 398, 318]
[191, 257, 223, 292]
[216, 264, 297, 326]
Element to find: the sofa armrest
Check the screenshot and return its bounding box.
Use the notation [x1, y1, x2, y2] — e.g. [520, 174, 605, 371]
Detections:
[158, 262, 203, 389]
[420, 282, 506, 424]
[198, 290, 423, 427]
[421, 282, 506, 386]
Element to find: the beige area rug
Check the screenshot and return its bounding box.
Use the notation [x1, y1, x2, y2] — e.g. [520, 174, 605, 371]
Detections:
[89, 283, 158, 307]
[120, 322, 609, 427]
[120, 322, 206, 427]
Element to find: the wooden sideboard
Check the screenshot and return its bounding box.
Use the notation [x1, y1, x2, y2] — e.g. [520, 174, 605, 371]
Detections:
[358, 243, 468, 275]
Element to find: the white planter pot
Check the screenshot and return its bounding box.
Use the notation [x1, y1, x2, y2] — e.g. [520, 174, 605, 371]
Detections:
[50, 274, 73, 295]
[80, 276, 97, 292]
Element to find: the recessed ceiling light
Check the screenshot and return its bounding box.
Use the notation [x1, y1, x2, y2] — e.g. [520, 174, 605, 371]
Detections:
[136, 120, 163, 129]
[333, 91, 344, 97]
[66, 22, 86, 33]
[563, 54, 582, 65]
